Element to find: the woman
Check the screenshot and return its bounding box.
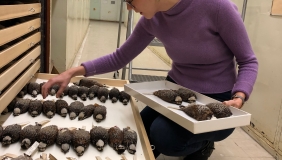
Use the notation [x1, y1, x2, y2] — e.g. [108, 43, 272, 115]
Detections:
[42, 0, 258, 159]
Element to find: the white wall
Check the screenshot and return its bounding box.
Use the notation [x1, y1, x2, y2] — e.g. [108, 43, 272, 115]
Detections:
[51, 0, 90, 73]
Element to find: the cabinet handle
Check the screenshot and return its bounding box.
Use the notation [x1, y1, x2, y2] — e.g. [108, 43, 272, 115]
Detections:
[29, 26, 34, 31]
[29, 8, 35, 12]
[30, 74, 35, 78]
[30, 59, 35, 64]
[29, 42, 35, 47]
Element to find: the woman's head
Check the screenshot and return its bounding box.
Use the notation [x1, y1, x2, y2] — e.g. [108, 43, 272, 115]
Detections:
[125, 0, 179, 19]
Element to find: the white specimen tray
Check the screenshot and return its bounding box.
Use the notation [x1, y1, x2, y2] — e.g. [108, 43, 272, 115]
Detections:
[124, 80, 251, 134]
[0, 77, 149, 160]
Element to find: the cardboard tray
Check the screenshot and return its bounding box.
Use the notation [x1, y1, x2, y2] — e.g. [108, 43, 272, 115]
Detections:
[124, 80, 251, 134]
[0, 73, 155, 160]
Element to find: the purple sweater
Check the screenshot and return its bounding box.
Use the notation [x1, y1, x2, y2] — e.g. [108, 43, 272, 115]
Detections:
[82, 0, 258, 100]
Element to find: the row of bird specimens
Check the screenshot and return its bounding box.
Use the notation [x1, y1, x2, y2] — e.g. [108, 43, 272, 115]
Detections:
[0, 120, 138, 158]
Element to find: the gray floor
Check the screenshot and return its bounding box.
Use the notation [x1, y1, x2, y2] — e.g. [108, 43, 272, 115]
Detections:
[72, 20, 275, 160]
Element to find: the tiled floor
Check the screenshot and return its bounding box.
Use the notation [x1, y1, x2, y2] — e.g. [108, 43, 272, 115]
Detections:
[72, 20, 275, 160]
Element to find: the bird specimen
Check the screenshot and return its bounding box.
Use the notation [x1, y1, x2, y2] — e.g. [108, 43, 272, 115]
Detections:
[173, 88, 197, 103]
[27, 82, 40, 98]
[14, 99, 31, 116]
[78, 86, 89, 101]
[179, 104, 213, 121]
[68, 85, 79, 100]
[1, 124, 22, 145]
[60, 85, 69, 97]
[206, 102, 232, 118]
[90, 126, 108, 151]
[69, 101, 84, 120]
[123, 127, 138, 154]
[20, 120, 49, 149]
[78, 104, 95, 121]
[153, 89, 182, 105]
[72, 129, 90, 156]
[93, 103, 107, 122]
[2, 98, 16, 115]
[49, 84, 59, 96]
[88, 85, 99, 100]
[56, 128, 74, 153]
[28, 100, 43, 117]
[55, 99, 68, 117]
[97, 87, 109, 103]
[0, 125, 2, 140]
[74, 78, 104, 88]
[119, 91, 131, 105]
[17, 84, 28, 98]
[109, 87, 120, 103]
[42, 100, 56, 119]
[108, 126, 126, 154]
[37, 125, 58, 152]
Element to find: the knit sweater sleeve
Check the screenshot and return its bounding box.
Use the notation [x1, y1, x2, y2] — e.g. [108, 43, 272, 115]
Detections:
[216, 0, 258, 101]
[81, 18, 154, 76]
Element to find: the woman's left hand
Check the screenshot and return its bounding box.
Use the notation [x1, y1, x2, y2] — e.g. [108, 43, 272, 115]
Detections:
[223, 99, 243, 109]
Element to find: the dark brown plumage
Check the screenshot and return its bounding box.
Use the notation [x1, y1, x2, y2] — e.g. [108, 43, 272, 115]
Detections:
[28, 100, 43, 117]
[2, 98, 16, 115]
[173, 88, 197, 103]
[88, 85, 99, 100]
[55, 99, 69, 117]
[38, 125, 58, 152]
[69, 85, 79, 100]
[56, 128, 73, 153]
[0, 126, 3, 140]
[27, 82, 40, 98]
[180, 104, 213, 121]
[74, 78, 104, 88]
[1, 124, 21, 145]
[206, 102, 232, 118]
[123, 127, 138, 154]
[39, 82, 46, 93]
[14, 99, 31, 116]
[69, 101, 84, 120]
[119, 91, 131, 105]
[17, 84, 28, 98]
[78, 86, 89, 101]
[42, 100, 56, 119]
[72, 129, 90, 156]
[20, 122, 42, 149]
[90, 126, 108, 151]
[78, 104, 95, 121]
[93, 103, 107, 122]
[108, 126, 125, 154]
[60, 85, 69, 97]
[97, 87, 109, 103]
[153, 89, 182, 105]
[49, 84, 59, 96]
[109, 87, 120, 103]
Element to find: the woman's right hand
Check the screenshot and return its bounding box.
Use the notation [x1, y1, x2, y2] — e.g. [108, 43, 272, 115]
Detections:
[41, 66, 86, 99]
[41, 71, 72, 99]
